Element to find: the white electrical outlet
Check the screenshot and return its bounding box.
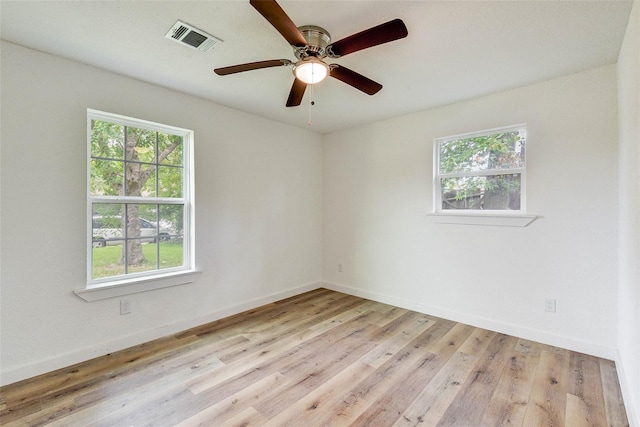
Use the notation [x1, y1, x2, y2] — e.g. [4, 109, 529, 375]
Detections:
[120, 300, 132, 315]
[338, 263, 343, 273]
[544, 298, 556, 313]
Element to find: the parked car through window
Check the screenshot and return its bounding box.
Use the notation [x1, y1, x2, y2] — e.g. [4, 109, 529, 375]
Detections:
[92, 216, 171, 248]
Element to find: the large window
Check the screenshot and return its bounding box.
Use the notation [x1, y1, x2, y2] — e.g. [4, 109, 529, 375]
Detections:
[87, 110, 194, 286]
[434, 124, 526, 213]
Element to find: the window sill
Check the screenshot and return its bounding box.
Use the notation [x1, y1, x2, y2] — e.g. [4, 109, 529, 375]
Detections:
[428, 212, 537, 227]
[74, 270, 201, 301]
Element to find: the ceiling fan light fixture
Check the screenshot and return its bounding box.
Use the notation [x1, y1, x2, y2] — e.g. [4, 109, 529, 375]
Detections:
[293, 57, 330, 84]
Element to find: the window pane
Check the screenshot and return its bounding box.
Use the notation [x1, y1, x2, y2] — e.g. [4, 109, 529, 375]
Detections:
[158, 166, 183, 198]
[160, 204, 183, 237]
[92, 243, 125, 278]
[92, 202, 123, 279]
[160, 240, 184, 270]
[138, 204, 158, 223]
[93, 203, 124, 218]
[90, 159, 124, 196]
[91, 120, 123, 160]
[126, 204, 157, 240]
[439, 130, 525, 174]
[139, 167, 156, 198]
[125, 163, 155, 197]
[92, 204, 124, 243]
[159, 133, 183, 166]
[125, 203, 156, 274]
[126, 126, 156, 163]
[127, 240, 157, 273]
[441, 174, 521, 210]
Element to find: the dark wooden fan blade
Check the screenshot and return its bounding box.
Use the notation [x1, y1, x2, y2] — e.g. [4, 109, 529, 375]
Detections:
[326, 18, 408, 58]
[286, 78, 307, 107]
[329, 65, 382, 95]
[214, 59, 292, 75]
[250, 0, 307, 47]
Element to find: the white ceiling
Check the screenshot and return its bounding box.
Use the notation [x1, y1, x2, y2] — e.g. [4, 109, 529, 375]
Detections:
[0, 1, 633, 134]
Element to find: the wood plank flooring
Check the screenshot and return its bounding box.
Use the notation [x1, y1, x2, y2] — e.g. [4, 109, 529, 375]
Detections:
[0, 289, 629, 426]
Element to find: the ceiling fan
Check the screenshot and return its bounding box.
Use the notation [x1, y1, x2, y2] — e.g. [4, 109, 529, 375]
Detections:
[214, 0, 408, 107]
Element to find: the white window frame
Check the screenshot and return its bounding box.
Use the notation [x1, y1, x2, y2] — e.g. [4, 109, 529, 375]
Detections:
[76, 109, 198, 301]
[431, 124, 536, 227]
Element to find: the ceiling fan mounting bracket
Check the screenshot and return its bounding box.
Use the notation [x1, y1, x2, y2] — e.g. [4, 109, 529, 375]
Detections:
[294, 25, 331, 59]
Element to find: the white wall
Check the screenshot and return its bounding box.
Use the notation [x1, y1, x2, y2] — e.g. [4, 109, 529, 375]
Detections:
[617, 0, 640, 424]
[0, 41, 323, 385]
[323, 65, 620, 359]
[1, 37, 634, 427]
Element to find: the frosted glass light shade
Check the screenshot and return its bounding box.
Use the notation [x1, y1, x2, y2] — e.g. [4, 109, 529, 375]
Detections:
[293, 58, 329, 84]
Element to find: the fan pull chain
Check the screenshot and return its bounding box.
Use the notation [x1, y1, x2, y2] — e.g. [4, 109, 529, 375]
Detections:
[308, 83, 315, 126]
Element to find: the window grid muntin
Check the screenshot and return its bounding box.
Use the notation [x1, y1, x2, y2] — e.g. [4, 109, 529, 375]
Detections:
[90, 156, 184, 199]
[90, 202, 186, 279]
[90, 124, 184, 199]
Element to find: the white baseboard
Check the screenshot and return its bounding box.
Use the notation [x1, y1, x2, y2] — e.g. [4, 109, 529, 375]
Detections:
[1, 281, 323, 387]
[323, 281, 618, 361]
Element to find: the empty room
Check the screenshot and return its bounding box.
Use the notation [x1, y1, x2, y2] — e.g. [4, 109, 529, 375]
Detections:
[1, 0, 638, 425]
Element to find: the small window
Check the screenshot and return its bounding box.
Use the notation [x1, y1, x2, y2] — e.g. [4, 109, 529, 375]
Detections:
[87, 109, 194, 286]
[434, 124, 526, 213]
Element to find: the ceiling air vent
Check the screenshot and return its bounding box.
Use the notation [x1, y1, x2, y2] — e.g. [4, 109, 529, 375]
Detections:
[165, 20, 222, 52]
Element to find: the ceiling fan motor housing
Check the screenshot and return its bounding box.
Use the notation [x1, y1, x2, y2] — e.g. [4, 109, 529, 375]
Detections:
[295, 25, 331, 58]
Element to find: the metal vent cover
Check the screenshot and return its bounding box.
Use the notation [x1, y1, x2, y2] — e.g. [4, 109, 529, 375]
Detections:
[165, 20, 222, 52]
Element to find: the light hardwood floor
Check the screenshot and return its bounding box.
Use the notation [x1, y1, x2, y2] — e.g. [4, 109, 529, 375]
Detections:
[0, 289, 629, 426]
